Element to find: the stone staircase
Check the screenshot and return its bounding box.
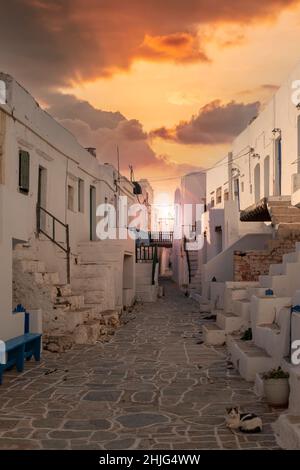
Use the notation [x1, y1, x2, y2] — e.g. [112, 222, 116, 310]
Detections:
[188, 250, 201, 293]
[201, 240, 300, 448]
[13, 242, 122, 352]
[268, 197, 300, 225]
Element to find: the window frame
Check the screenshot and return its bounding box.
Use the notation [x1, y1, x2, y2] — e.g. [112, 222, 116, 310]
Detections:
[18, 150, 30, 195]
[78, 178, 85, 213]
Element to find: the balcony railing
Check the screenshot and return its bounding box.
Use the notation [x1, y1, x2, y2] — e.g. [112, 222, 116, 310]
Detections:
[148, 231, 173, 245]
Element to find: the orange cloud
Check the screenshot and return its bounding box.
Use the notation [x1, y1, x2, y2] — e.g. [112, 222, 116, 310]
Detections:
[0, 0, 298, 94]
[139, 33, 209, 63]
[150, 100, 260, 145]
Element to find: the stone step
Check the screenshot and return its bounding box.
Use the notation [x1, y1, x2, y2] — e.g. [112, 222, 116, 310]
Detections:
[18, 260, 46, 273]
[254, 312, 290, 362]
[270, 206, 300, 215]
[268, 196, 291, 204]
[52, 284, 72, 297]
[43, 307, 96, 333]
[282, 251, 300, 264]
[78, 250, 121, 264]
[202, 323, 225, 346]
[72, 264, 112, 278]
[224, 288, 248, 313]
[251, 296, 291, 338]
[72, 277, 107, 292]
[225, 281, 260, 289]
[227, 337, 275, 381]
[33, 271, 60, 286]
[259, 272, 300, 297]
[43, 333, 74, 353]
[232, 299, 251, 320]
[274, 414, 300, 450]
[272, 216, 300, 224]
[82, 291, 106, 304]
[246, 287, 269, 300]
[54, 294, 85, 311]
[269, 263, 284, 276]
[200, 303, 211, 313]
[216, 311, 244, 333]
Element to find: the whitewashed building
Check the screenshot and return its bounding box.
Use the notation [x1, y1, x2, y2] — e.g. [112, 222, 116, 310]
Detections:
[0, 72, 146, 351]
[172, 170, 206, 292]
[199, 62, 300, 448]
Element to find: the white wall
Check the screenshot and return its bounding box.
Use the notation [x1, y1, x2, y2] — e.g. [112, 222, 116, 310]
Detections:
[172, 171, 206, 288]
[0, 73, 136, 340]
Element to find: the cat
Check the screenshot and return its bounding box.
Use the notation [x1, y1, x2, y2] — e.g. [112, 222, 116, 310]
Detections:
[226, 406, 262, 433]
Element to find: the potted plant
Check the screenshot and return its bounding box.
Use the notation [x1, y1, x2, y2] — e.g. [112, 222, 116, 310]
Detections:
[262, 367, 290, 407]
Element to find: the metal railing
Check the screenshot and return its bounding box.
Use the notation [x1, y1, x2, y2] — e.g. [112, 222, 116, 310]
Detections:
[36, 205, 71, 283]
[136, 244, 156, 262]
[148, 231, 173, 245]
[151, 245, 158, 285]
[183, 236, 191, 284]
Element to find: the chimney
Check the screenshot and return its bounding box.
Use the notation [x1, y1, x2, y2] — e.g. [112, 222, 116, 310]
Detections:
[85, 147, 97, 158]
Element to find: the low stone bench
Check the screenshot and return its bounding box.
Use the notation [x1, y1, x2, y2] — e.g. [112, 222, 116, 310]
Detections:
[0, 333, 42, 385]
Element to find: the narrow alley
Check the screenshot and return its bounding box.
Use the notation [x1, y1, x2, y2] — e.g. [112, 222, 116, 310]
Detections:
[0, 279, 280, 450]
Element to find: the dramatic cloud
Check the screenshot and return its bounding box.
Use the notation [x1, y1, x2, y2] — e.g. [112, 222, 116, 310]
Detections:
[0, 0, 298, 92]
[150, 100, 260, 145]
[46, 93, 199, 176]
[46, 93, 124, 130]
[139, 33, 209, 63]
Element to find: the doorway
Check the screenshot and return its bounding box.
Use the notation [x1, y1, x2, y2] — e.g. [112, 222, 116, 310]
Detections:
[264, 156, 270, 198]
[89, 185, 96, 241]
[254, 163, 260, 203]
[274, 137, 282, 196]
[233, 178, 240, 210]
[215, 226, 222, 255]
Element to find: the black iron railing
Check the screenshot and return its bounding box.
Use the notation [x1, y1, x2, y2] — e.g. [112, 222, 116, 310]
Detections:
[136, 244, 156, 262]
[135, 244, 159, 285]
[151, 245, 158, 285]
[36, 205, 71, 283]
[148, 231, 173, 244]
[184, 236, 191, 284]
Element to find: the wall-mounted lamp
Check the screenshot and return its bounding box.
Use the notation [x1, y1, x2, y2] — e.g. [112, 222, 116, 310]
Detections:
[272, 128, 281, 136]
[231, 167, 240, 176]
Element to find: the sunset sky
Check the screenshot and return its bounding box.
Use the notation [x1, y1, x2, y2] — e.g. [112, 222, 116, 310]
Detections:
[2, 0, 300, 201]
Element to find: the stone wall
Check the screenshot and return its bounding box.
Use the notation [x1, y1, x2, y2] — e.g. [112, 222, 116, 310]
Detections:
[234, 227, 300, 282]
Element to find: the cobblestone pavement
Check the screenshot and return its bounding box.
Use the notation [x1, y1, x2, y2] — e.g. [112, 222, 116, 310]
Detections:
[0, 279, 281, 450]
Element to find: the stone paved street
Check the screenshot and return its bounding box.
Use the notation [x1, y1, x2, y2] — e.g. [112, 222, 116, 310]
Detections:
[0, 279, 281, 450]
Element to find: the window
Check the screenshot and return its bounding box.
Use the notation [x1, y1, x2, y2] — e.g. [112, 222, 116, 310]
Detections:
[224, 190, 229, 201]
[68, 185, 74, 211]
[19, 150, 30, 194]
[241, 182, 244, 192]
[78, 179, 84, 213]
[216, 187, 222, 204]
[211, 197, 215, 208]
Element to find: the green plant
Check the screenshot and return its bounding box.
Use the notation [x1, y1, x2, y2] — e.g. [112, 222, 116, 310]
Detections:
[263, 366, 289, 380]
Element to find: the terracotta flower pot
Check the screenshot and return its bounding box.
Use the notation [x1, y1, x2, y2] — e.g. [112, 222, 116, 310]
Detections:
[264, 378, 290, 407]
